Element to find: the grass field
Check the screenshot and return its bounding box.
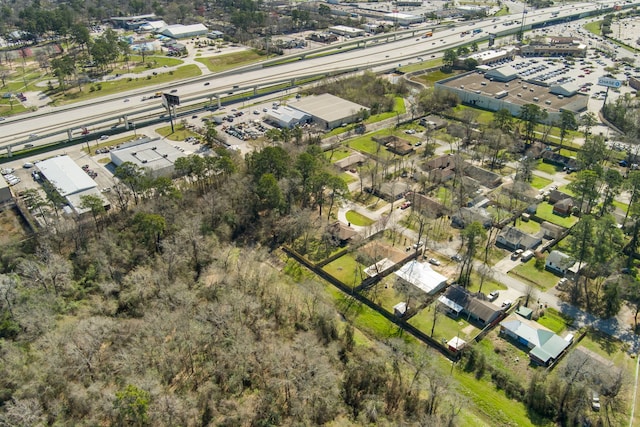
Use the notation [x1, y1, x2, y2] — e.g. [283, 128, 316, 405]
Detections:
[409, 303, 480, 343]
[110, 56, 184, 74]
[323, 254, 366, 289]
[345, 210, 375, 226]
[51, 64, 201, 105]
[510, 259, 561, 291]
[415, 69, 460, 86]
[195, 50, 264, 72]
[515, 218, 541, 235]
[584, 21, 602, 36]
[536, 307, 570, 334]
[535, 160, 563, 175]
[530, 175, 552, 190]
[536, 202, 578, 228]
[155, 125, 201, 141]
[325, 147, 353, 162]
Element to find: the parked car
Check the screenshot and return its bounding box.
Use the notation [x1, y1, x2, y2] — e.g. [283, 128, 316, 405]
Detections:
[592, 392, 600, 411]
[23, 162, 34, 169]
[400, 201, 412, 209]
[428, 258, 441, 266]
[488, 290, 499, 302]
[511, 249, 524, 260]
[451, 254, 463, 262]
[501, 300, 513, 309]
[412, 241, 424, 249]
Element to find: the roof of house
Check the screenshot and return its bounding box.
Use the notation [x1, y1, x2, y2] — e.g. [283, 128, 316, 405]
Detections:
[553, 197, 574, 210]
[327, 221, 357, 241]
[335, 152, 366, 169]
[395, 261, 448, 295]
[438, 285, 501, 321]
[497, 225, 541, 249]
[546, 250, 574, 267]
[548, 189, 572, 204]
[466, 299, 502, 322]
[501, 314, 570, 362]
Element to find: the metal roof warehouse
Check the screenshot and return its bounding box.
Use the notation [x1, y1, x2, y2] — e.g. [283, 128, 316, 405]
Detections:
[292, 94, 369, 130]
[110, 138, 184, 177]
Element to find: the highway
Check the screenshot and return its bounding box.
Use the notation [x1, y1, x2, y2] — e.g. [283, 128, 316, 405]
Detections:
[0, 0, 636, 154]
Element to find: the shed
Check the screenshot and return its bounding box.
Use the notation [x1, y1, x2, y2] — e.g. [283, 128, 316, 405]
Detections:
[393, 302, 409, 317]
[515, 306, 533, 320]
[447, 336, 467, 352]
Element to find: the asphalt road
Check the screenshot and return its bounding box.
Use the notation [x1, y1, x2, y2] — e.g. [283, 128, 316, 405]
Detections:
[0, 0, 633, 153]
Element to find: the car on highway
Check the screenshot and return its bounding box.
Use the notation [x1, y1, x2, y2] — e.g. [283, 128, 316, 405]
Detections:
[24, 143, 34, 148]
[123, 98, 130, 102]
[0, 117, 5, 121]
[99, 135, 109, 141]
[29, 134, 38, 139]
[204, 82, 210, 86]
[170, 89, 178, 93]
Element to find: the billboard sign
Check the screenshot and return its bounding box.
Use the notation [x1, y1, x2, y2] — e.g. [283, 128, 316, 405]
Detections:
[163, 93, 180, 107]
[597, 77, 622, 88]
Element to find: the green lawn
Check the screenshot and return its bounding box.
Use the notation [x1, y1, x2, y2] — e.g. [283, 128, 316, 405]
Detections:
[536, 307, 569, 334]
[155, 125, 201, 141]
[110, 56, 184, 74]
[194, 50, 265, 72]
[584, 21, 602, 36]
[535, 160, 563, 175]
[409, 303, 480, 343]
[323, 254, 367, 288]
[530, 175, 552, 190]
[51, 65, 201, 105]
[345, 210, 375, 226]
[510, 259, 561, 291]
[399, 57, 442, 73]
[325, 147, 353, 162]
[415, 69, 460, 86]
[535, 202, 578, 228]
[339, 172, 357, 184]
[494, 6, 510, 16]
[515, 218, 541, 235]
[452, 105, 495, 126]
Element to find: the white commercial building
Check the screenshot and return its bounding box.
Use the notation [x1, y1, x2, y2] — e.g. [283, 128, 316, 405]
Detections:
[264, 106, 311, 129]
[159, 23, 208, 39]
[328, 25, 365, 37]
[383, 12, 424, 26]
[36, 155, 108, 214]
[291, 93, 369, 130]
[110, 138, 184, 177]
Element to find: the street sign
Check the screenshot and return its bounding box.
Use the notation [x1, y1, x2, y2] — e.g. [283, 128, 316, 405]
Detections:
[597, 77, 622, 88]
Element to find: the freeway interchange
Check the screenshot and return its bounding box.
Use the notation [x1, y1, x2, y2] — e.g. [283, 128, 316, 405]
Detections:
[0, 0, 637, 157]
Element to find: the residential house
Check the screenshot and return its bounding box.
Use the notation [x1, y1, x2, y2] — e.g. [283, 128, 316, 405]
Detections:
[327, 222, 357, 246]
[495, 225, 542, 251]
[553, 197, 574, 216]
[500, 314, 571, 365]
[545, 250, 575, 276]
[541, 221, 565, 240]
[438, 285, 502, 327]
[405, 192, 449, 219]
[548, 190, 572, 205]
[451, 206, 493, 229]
[464, 163, 502, 188]
[395, 261, 448, 296]
[334, 152, 366, 171]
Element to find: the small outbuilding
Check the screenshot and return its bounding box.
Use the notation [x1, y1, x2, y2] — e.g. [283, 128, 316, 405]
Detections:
[393, 302, 409, 317]
[447, 336, 467, 352]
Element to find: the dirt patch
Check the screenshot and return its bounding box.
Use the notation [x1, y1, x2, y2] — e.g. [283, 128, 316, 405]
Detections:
[0, 206, 28, 245]
[359, 241, 407, 264]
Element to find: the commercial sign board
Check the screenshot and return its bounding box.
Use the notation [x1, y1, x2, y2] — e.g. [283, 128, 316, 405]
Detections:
[597, 77, 622, 88]
[163, 93, 180, 107]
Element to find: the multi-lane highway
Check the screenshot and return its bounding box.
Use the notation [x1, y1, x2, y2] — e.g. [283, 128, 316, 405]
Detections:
[0, 0, 637, 154]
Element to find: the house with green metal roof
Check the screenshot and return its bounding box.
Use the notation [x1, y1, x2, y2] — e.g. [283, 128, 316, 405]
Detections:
[499, 314, 571, 366]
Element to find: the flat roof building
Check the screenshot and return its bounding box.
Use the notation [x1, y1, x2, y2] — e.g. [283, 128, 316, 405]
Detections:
[264, 106, 311, 129]
[328, 25, 365, 37]
[36, 155, 108, 214]
[383, 12, 424, 26]
[456, 47, 517, 67]
[519, 38, 587, 58]
[436, 71, 588, 123]
[292, 94, 369, 130]
[110, 138, 184, 177]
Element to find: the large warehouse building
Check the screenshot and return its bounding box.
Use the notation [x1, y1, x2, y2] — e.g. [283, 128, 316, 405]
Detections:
[264, 106, 311, 129]
[110, 138, 184, 177]
[36, 155, 108, 214]
[291, 94, 369, 130]
[435, 71, 588, 123]
[159, 23, 208, 39]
